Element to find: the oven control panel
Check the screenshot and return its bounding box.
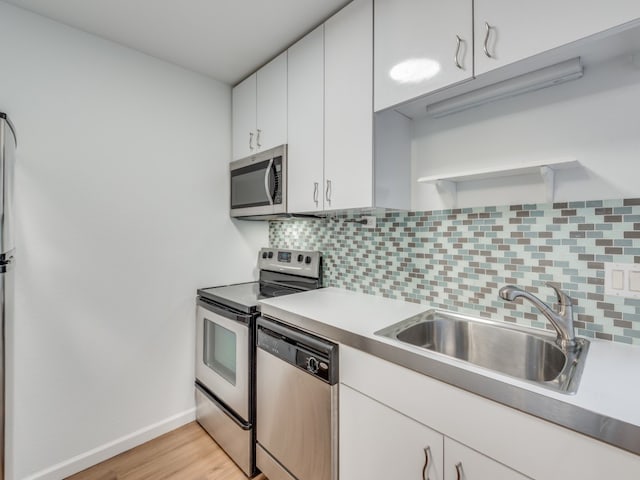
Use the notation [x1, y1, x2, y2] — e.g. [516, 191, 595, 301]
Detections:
[259, 248, 321, 278]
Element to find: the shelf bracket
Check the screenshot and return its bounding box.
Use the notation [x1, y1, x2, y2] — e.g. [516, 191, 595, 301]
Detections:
[540, 166, 555, 203]
[435, 180, 457, 209]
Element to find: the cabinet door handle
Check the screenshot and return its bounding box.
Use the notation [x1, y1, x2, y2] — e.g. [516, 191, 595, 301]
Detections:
[483, 21, 495, 58]
[325, 179, 332, 205]
[422, 446, 431, 480]
[455, 462, 464, 480]
[249, 132, 254, 151]
[313, 182, 319, 207]
[454, 35, 464, 70]
[256, 129, 262, 148]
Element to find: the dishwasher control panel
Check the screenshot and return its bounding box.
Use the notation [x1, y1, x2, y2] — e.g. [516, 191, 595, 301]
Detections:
[257, 316, 338, 385]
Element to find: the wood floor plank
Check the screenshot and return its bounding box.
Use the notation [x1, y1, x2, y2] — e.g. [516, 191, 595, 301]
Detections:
[66, 422, 266, 480]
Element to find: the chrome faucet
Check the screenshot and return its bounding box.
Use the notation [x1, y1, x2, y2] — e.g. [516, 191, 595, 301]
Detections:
[499, 283, 577, 350]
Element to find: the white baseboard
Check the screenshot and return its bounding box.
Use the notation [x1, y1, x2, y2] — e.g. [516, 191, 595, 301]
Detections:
[22, 408, 196, 480]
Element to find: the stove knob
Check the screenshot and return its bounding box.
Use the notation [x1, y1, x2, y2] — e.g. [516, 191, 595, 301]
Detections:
[262, 252, 268, 259]
[268, 251, 274, 259]
[297, 254, 304, 263]
[305, 256, 312, 264]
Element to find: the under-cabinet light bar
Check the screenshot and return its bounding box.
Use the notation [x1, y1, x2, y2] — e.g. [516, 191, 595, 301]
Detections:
[426, 57, 584, 118]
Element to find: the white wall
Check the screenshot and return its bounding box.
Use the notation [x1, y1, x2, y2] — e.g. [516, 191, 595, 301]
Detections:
[412, 54, 640, 209]
[0, 2, 268, 479]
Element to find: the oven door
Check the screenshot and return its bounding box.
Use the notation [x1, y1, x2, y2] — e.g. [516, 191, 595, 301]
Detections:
[230, 145, 286, 218]
[196, 302, 251, 421]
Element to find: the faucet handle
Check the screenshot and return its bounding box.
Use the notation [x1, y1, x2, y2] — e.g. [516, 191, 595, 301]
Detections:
[545, 282, 573, 308]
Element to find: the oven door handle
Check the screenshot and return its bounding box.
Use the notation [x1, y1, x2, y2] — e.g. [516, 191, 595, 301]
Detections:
[195, 382, 251, 430]
[197, 298, 252, 325]
[263, 158, 275, 205]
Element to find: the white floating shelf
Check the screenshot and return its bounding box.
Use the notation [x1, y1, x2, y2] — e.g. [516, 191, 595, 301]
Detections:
[417, 158, 578, 183]
[417, 158, 579, 207]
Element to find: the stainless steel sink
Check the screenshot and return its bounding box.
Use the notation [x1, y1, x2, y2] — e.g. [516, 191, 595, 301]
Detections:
[375, 309, 589, 394]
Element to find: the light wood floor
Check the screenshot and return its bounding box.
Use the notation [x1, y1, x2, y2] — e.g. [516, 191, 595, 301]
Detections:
[66, 422, 267, 480]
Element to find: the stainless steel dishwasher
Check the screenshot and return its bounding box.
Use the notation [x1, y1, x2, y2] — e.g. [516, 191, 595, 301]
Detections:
[256, 316, 338, 480]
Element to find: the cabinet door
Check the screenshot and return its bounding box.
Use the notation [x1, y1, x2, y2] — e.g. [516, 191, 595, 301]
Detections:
[287, 26, 325, 213]
[232, 73, 256, 160]
[475, 0, 640, 75]
[374, 0, 473, 112]
[444, 438, 530, 480]
[324, 0, 373, 211]
[256, 52, 287, 152]
[340, 384, 444, 480]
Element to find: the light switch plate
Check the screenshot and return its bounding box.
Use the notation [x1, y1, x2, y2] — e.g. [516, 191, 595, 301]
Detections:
[629, 271, 640, 292]
[612, 269, 625, 290]
[604, 262, 640, 299]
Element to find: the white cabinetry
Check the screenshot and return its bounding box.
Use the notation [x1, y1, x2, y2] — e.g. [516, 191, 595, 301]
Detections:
[232, 53, 287, 160]
[340, 345, 640, 480]
[234, 0, 411, 214]
[287, 26, 325, 213]
[289, 0, 407, 214]
[374, 0, 473, 112]
[474, 0, 640, 75]
[340, 383, 528, 480]
[324, 0, 373, 211]
[375, 0, 640, 111]
[340, 384, 444, 480]
[444, 438, 529, 480]
[232, 74, 256, 160]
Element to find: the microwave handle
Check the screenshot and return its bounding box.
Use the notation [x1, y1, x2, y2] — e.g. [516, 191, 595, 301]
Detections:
[264, 158, 275, 205]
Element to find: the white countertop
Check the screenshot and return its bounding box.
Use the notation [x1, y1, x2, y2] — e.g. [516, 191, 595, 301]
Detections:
[260, 287, 640, 431]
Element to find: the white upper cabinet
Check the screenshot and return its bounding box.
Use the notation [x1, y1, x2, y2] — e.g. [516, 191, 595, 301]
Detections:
[474, 0, 640, 75]
[231, 74, 257, 160]
[324, 0, 373, 211]
[232, 53, 287, 160]
[374, 0, 473, 112]
[256, 52, 287, 152]
[287, 26, 325, 214]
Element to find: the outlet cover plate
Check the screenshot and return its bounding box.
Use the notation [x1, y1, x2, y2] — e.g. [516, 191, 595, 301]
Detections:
[604, 262, 640, 299]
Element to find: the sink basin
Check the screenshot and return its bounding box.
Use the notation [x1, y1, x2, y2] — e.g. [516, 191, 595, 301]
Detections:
[375, 309, 589, 394]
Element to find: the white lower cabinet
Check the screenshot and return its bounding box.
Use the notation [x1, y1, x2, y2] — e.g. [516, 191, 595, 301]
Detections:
[340, 383, 529, 480]
[340, 384, 444, 480]
[340, 345, 640, 480]
[444, 438, 529, 480]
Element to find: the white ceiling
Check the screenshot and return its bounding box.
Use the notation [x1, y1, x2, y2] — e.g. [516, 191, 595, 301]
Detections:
[3, 0, 351, 85]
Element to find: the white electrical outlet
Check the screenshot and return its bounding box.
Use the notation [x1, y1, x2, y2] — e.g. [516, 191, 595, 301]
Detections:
[604, 262, 640, 299]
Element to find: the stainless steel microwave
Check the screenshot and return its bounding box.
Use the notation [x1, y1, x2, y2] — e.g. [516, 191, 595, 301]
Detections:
[230, 144, 287, 219]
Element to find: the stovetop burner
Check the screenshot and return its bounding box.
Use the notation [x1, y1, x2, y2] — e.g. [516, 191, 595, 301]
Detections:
[197, 248, 322, 314]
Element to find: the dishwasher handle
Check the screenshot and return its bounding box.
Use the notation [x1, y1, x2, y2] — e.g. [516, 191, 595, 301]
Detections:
[257, 316, 338, 385]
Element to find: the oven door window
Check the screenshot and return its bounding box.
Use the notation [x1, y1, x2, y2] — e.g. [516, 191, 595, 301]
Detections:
[203, 319, 237, 385]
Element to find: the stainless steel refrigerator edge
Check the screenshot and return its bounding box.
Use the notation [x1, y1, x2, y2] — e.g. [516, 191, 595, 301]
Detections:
[0, 112, 17, 480]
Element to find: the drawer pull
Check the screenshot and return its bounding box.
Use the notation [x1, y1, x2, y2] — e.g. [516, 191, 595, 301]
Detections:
[483, 21, 495, 58]
[455, 461, 464, 480]
[454, 35, 464, 70]
[422, 446, 432, 480]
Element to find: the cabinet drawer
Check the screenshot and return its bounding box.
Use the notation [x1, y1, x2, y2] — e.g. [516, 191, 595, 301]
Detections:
[444, 438, 529, 480]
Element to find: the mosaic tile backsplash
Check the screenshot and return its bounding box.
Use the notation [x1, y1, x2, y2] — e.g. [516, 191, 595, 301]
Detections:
[270, 199, 640, 345]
